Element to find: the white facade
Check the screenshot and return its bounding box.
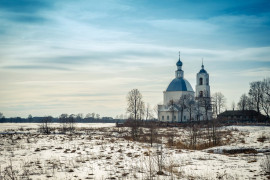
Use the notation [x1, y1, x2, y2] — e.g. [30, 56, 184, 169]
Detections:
[158, 56, 212, 122]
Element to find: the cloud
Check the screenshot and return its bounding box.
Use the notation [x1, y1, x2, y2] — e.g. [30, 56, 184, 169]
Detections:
[2, 65, 71, 71]
[0, 0, 53, 13]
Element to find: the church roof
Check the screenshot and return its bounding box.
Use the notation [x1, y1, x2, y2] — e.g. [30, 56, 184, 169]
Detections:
[199, 69, 207, 74]
[199, 64, 207, 74]
[166, 78, 194, 92]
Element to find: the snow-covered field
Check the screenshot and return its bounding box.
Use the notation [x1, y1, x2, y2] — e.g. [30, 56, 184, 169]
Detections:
[0, 124, 269, 179]
[0, 123, 115, 132]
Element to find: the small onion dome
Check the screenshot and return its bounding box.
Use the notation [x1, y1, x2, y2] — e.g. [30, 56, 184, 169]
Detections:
[199, 64, 207, 74]
[176, 59, 182, 66]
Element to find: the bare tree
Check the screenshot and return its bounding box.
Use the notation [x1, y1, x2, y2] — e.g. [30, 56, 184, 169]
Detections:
[91, 113, 95, 119]
[145, 103, 154, 121]
[189, 122, 200, 149]
[85, 113, 92, 119]
[194, 101, 202, 121]
[249, 81, 263, 113]
[184, 94, 196, 121]
[264, 78, 270, 97]
[138, 101, 145, 121]
[237, 93, 249, 111]
[168, 100, 177, 123]
[126, 89, 144, 140]
[68, 114, 76, 132]
[153, 104, 159, 120]
[127, 89, 144, 121]
[147, 121, 157, 147]
[76, 113, 83, 121]
[260, 78, 270, 118]
[177, 95, 187, 122]
[59, 113, 69, 133]
[197, 90, 212, 121]
[40, 116, 52, 134]
[212, 92, 226, 115]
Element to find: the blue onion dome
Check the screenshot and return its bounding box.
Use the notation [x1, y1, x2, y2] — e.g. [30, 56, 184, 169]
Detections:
[166, 78, 194, 92]
[176, 59, 182, 66]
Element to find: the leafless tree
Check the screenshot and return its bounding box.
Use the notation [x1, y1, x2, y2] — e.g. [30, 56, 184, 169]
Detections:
[91, 112, 95, 118]
[145, 103, 154, 121]
[138, 101, 145, 121]
[85, 113, 92, 119]
[40, 116, 52, 134]
[146, 121, 157, 147]
[197, 90, 212, 121]
[76, 113, 83, 121]
[237, 93, 249, 110]
[264, 78, 270, 97]
[177, 95, 187, 122]
[260, 78, 270, 118]
[194, 101, 202, 121]
[168, 100, 177, 123]
[249, 81, 263, 113]
[212, 92, 226, 115]
[155, 143, 165, 175]
[126, 89, 144, 140]
[154, 104, 161, 120]
[189, 123, 200, 149]
[59, 113, 69, 133]
[184, 94, 196, 121]
[127, 89, 144, 121]
[68, 114, 76, 132]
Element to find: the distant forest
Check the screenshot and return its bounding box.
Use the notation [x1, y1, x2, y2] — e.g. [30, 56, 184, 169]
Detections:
[0, 116, 125, 123]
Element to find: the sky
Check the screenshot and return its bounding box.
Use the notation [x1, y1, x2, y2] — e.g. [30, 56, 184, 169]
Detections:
[0, 0, 270, 118]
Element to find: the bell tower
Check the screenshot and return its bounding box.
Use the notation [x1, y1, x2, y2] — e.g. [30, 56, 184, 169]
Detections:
[196, 60, 210, 98]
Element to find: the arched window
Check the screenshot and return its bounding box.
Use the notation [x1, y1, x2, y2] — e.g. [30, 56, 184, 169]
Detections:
[199, 91, 203, 97]
[206, 78, 209, 85]
[199, 78, 203, 85]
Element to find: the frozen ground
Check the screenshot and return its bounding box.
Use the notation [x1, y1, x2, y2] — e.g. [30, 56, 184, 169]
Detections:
[0, 124, 269, 179]
[0, 123, 115, 132]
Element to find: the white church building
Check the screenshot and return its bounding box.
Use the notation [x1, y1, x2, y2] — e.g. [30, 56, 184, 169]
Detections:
[158, 54, 212, 122]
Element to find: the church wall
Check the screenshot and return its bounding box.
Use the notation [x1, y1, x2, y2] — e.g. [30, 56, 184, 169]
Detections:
[163, 91, 195, 105]
[158, 109, 196, 122]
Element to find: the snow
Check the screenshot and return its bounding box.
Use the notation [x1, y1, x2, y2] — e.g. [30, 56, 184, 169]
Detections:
[0, 124, 269, 179]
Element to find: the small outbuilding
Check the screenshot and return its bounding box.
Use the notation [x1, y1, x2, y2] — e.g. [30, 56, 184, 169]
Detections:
[218, 110, 267, 122]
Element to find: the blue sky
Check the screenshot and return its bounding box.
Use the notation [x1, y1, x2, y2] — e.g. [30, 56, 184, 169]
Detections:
[0, 0, 270, 118]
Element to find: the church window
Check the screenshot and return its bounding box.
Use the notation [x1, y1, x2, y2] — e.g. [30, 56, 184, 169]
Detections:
[184, 116, 186, 120]
[199, 78, 203, 85]
[167, 116, 170, 120]
[199, 91, 203, 97]
[206, 78, 209, 85]
[174, 116, 176, 120]
[162, 116, 164, 120]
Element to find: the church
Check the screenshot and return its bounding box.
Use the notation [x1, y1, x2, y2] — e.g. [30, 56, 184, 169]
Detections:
[158, 54, 212, 122]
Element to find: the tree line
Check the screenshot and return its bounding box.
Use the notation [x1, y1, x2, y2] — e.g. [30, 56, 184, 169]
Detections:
[0, 113, 125, 123]
[236, 78, 270, 118]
